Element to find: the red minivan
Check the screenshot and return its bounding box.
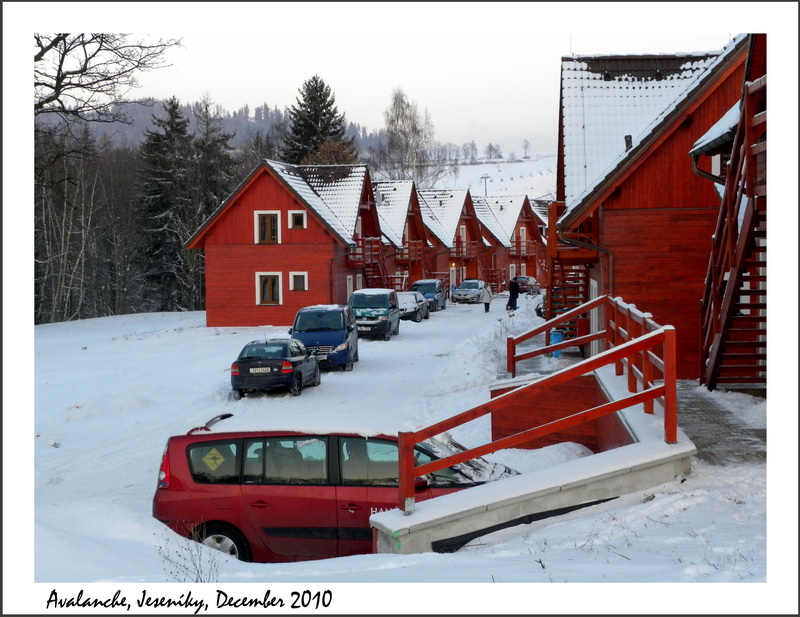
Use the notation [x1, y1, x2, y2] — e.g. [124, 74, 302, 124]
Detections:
[152, 417, 516, 563]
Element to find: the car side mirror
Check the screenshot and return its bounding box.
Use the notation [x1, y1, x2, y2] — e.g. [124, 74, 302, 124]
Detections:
[347, 325, 354, 332]
[414, 476, 429, 491]
[288, 328, 293, 335]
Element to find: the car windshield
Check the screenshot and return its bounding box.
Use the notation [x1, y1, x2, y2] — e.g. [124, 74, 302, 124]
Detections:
[350, 294, 388, 309]
[294, 311, 343, 332]
[458, 281, 479, 290]
[412, 283, 436, 294]
[239, 343, 286, 359]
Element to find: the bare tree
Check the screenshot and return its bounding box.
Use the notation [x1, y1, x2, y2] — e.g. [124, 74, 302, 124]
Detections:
[34, 33, 181, 323]
[382, 88, 448, 188]
[34, 33, 181, 125]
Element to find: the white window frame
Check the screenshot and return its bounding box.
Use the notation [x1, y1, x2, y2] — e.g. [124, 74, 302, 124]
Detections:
[346, 275, 354, 298]
[289, 271, 308, 291]
[255, 271, 282, 305]
[254, 211, 281, 244]
[288, 210, 307, 229]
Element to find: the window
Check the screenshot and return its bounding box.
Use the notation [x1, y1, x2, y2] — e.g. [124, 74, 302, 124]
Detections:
[288, 211, 306, 229]
[256, 273, 281, 305]
[340, 438, 399, 486]
[188, 440, 240, 484]
[254, 211, 280, 244]
[243, 437, 328, 485]
[289, 272, 307, 291]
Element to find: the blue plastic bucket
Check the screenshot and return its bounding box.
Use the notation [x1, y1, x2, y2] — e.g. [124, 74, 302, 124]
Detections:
[550, 329, 564, 358]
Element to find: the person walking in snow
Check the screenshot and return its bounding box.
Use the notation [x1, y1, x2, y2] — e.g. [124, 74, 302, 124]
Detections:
[480, 284, 492, 312]
[507, 278, 519, 311]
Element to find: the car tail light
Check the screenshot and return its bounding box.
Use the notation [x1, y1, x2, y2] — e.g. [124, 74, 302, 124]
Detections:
[157, 446, 170, 489]
[231, 362, 239, 376]
[281, 360, 293, 373]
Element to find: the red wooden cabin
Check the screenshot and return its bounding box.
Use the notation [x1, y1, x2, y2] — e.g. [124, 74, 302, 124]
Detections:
[417, 189, 492, 291]
[542, 35, 749, 379]
[185, 160, 387, 327]
[373, 181, 433, 290]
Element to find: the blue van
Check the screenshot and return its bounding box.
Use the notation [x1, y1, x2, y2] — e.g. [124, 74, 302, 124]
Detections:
[410, 278, 447, 311]
[288, 304, 359, 371]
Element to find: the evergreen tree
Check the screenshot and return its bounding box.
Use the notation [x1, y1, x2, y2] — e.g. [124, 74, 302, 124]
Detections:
[281, 75, 356, 164]
[135, 97, 195, 312]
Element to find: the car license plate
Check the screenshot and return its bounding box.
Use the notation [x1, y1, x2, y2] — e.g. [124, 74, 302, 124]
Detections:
[249, 367, 272, 373]
[317, 354, 327, 361]
[358, 326, 370, 332]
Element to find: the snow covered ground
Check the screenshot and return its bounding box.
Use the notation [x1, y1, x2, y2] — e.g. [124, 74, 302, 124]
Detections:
[15, 294, 796, 614]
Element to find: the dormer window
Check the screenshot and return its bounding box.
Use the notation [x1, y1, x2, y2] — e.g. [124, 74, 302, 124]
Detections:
[255, 211, 280, 244]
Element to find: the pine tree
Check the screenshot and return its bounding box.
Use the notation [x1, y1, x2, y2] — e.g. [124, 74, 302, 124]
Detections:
[135, 97, 195, 312]
[281, 75, 356, 164]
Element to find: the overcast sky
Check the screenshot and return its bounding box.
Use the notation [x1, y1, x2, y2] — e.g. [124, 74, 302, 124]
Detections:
[14, 2, 797, 156]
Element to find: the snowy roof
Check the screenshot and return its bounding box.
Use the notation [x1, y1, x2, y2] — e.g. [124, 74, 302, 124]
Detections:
[293, 163, 370, 238]
[471, 196, 511, 246]
[559, 34, 748, 226]
[475, 195, 531, 240]
[263, 160, 354, 244]
[373, 181, 414, 248]
[417, 189, 470, 247]
[529, 199, 550, 226]
[689, 102, 740, 156]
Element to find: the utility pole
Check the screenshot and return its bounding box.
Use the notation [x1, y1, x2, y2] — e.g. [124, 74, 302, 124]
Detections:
[480, 174, 490, 196]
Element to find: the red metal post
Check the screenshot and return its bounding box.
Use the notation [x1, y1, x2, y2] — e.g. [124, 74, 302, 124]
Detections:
[663, 327, 678, 443]
[397, 431, 416, 513]
[506, 336, 516, 378]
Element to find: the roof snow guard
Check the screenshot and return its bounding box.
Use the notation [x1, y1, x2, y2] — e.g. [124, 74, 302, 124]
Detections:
[558, 34, 748, 229]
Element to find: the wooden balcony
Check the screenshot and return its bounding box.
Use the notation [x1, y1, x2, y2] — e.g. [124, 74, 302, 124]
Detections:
[346, 237, 383, 269]
[395, 240, 424, 264]
[450, 240, 478, 260]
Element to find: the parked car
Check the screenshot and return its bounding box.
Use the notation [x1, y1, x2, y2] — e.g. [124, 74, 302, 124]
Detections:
[513, 276, 541, 295]
[230, 338, 320, 400]
[288, 304, 358, 371]
[152, 418, 518, 562]
[410, 278, 447, 311]
[397, 291, 431, 322]
[348, 288, 400, 340]
[451, 279, 486, 304]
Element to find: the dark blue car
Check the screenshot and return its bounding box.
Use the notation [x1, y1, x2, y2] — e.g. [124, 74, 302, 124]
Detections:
[231, 338, 320, 400]
[288, 305, 359, 371]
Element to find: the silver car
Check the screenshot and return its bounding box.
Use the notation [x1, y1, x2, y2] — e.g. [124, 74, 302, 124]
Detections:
[452, 279, 486, 304]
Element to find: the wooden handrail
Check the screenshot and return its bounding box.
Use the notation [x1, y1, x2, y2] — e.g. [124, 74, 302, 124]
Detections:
[398, 302, 678, 512]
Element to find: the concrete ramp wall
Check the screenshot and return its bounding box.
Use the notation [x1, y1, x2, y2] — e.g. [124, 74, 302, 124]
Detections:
[371, 366, 697, 554]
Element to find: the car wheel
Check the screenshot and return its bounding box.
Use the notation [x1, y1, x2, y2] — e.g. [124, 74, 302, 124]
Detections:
[289, 373, 303, 396]
[393, 321, 400, 336]
[383, 330, 391, 341]
[312, 365, 321, 386]
[197, 523, 251, 562]
[344, 357, 354, 371]
[424, 309, 430, 320]
[354, 348, 359, 362]
[232, 389, 243, 401]
[414, 310, 423, 323]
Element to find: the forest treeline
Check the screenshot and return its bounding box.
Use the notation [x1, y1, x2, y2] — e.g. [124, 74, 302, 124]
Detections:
[33, 34, 527, 325]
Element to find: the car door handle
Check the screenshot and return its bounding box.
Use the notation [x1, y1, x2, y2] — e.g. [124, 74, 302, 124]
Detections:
[340, 503, 362, 513]
[248, 500, 270, 509]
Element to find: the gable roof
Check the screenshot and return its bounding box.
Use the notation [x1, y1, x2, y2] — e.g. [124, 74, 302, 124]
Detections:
[373, 180, 414, 247]
[558, 34, 749, 229]
[417, 189, 471, 247]
[471, 196, 512, 245]
[185, 159, 366, 249]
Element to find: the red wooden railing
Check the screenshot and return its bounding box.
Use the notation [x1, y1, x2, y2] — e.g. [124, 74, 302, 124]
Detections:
[397, 295, 677, 513]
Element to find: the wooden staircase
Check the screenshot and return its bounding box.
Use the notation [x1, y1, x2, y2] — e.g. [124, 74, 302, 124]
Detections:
[545, 261, 590, 339]
[699, 74, 767, 391]
[362, 237, 391, 288]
